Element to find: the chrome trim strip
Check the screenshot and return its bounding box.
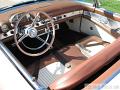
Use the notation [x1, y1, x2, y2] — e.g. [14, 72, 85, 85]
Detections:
[96, 68, 120, 90]
[0, 41, 45, 90]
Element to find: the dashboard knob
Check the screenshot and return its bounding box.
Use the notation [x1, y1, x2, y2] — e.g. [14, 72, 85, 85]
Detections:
[0, 23, 9, 33]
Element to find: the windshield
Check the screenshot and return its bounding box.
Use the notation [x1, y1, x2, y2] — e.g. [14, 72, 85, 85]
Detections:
[0, 0, 45, 10]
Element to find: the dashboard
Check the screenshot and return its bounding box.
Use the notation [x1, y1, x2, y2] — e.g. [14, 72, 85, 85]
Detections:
[0, 1, 119, 41]
[0, 1, 84, 40]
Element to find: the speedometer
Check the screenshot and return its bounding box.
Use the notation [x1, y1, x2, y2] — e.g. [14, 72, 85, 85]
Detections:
[9, 13, 32, 26]
[9, 13, 25, 24]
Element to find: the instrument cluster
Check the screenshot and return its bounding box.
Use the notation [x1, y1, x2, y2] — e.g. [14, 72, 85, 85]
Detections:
[0, 13, 33, 40]
[9, 13, 25, 24]
[9, 13, 33, 25]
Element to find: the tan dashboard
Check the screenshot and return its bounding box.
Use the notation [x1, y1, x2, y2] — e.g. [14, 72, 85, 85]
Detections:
[0, 1, 87, 23]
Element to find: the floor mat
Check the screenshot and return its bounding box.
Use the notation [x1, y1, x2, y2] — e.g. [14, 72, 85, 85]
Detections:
[37, 62, 71, 88]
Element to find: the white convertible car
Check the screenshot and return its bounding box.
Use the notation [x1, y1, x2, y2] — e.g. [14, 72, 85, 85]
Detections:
[0, 0, 120, 90]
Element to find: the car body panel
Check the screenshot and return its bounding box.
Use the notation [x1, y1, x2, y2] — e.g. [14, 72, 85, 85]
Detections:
[0, 43, 33, 90]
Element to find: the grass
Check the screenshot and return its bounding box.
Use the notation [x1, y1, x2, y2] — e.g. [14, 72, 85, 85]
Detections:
[100, 0, 120, 14]
[83, 0, 120, 14]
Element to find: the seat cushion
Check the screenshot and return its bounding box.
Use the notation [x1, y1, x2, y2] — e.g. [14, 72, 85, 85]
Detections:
[79, 36, 109, 47]
[76, 36, 110, 57]
[57, 45, 88, 69]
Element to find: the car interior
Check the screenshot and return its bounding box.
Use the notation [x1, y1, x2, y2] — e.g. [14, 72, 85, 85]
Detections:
[0, 1, 120, 90]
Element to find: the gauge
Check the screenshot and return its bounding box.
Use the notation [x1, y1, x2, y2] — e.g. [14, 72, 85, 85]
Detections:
[0, 23, 9, 33]
[9, 13, 24, 24]
[9, 13, 33, 25]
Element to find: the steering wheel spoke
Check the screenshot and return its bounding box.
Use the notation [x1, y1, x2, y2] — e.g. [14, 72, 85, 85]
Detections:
[18, 34, 28, 43]
[36, 36, 51, 46]
[31, 12, 41, 27]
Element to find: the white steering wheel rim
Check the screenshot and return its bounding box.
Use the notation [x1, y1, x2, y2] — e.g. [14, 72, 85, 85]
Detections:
[14, 10, 55, 56]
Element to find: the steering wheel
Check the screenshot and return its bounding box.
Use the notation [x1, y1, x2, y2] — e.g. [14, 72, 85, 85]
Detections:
[14, 10, 55, 56]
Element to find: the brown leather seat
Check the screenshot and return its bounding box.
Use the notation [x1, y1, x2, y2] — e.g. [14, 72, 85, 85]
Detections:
[79, 36, 110, 47]
[27, 45, 88, 75]
[49, 37, 120, 90]
[28, 36, 111, 89]
[57, 45, 88, 69]
[76, 36, 110, 57]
